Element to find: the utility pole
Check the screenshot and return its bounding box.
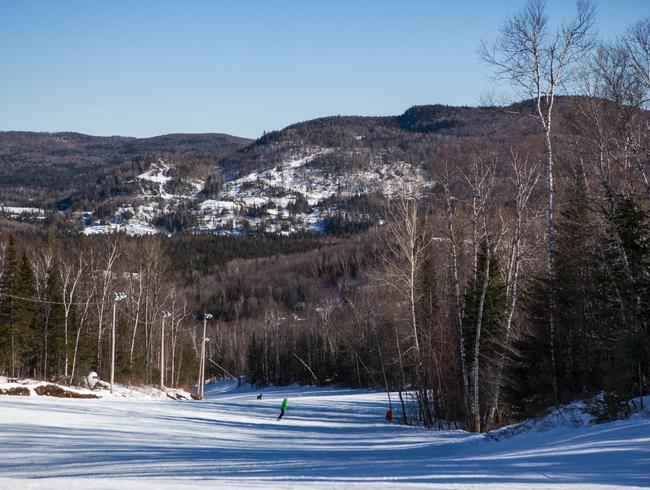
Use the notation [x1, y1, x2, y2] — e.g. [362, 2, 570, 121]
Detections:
[199, 313, 212, 399]
[110, 292, 127, 394]
[160, 311, 171, 390]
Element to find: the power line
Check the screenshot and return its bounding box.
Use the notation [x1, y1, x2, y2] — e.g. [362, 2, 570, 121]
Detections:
[0, 291, 103, 307]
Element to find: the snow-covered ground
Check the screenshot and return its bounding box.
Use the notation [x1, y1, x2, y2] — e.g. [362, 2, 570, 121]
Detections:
[195, 149, 430, 234]
[138, 161, 203, 201]
[82, 219, 159, 237]
[81, 159, 203, 236]
[0, 378, 192, 401]
[1, 382, 648, 489]
[77, 149, 432, 237]
[0, 206, 46, 219]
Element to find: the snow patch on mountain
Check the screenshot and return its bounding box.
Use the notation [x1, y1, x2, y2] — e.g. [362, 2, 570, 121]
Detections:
[80, 149, 432, 236]
[0, 206, 46, 220]
[196, 148, 430, 234]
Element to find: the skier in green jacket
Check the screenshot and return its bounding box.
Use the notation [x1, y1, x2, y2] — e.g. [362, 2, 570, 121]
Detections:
[277, 398, 288, 421]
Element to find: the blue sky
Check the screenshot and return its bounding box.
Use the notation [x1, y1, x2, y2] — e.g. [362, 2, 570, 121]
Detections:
[0, 1, 647, 139]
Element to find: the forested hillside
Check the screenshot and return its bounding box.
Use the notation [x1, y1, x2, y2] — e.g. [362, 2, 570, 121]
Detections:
[0, 132, 251, 206]
[0, 100, 577, 236]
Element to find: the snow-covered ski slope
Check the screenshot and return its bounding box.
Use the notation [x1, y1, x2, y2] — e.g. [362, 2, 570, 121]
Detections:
[1, 381, 649, 489]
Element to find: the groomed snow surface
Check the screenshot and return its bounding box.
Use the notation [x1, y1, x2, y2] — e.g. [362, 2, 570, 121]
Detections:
[1, 381, 649, 490]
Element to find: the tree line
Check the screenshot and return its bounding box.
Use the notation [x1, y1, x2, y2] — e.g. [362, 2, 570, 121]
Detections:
[0, 235, 199, 390]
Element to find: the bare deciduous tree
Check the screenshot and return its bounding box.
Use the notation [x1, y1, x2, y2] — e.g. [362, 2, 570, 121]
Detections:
[383, 197, 430, 363]
[624, 19, 650, 99]
[480, 0, 596, 401]
[92, 239, 120, 376]
[59, 251, 86, 380]
[488, 148, 541, 428]
[441, 163, 470, 425]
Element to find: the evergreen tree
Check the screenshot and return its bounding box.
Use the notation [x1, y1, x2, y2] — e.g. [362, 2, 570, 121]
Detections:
[508, 190, 650, 417]
[508, 184, 602, 414]
[462, 240, 506, 427]
[13, 253, 37, 377]
[43, 261, 65, 379]
[604, 198, 650, 401]
[0, 236, 19, 375]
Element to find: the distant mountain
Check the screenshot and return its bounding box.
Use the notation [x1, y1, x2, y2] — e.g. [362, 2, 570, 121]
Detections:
[216, 99, 556, 180]
[0, 98, 586, 235]
[0, 132, 252, 205]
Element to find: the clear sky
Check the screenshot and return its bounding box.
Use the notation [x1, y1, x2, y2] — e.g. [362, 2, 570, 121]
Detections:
[0, 0, 647, 139]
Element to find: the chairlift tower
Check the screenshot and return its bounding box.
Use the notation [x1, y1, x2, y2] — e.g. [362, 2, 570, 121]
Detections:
[199, 313, 213, 399]
[160, 311, 172, 390]
[110, 292, 127, 393]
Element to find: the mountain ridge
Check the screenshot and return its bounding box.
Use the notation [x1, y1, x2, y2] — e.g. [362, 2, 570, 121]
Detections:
[0, 97, 623, 236]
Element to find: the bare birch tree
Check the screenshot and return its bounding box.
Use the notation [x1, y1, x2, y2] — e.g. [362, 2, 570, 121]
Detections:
[92, 239, 120, 375]
[382, 193, 434, 425]
[487, 148, 541, 428]
[471, 230, 491, 432]
[59, 251, 86, 380]
[383, 197, 430, 365]
[30, 245, 55, 379]
[441, 163, 470, 426]
[70, 272, 95, 385]
[480, 0, 596, 401]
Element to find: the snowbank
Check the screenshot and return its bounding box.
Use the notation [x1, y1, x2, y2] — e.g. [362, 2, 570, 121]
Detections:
[489, 394, 650, 441]
[0, 379, 192, 401]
